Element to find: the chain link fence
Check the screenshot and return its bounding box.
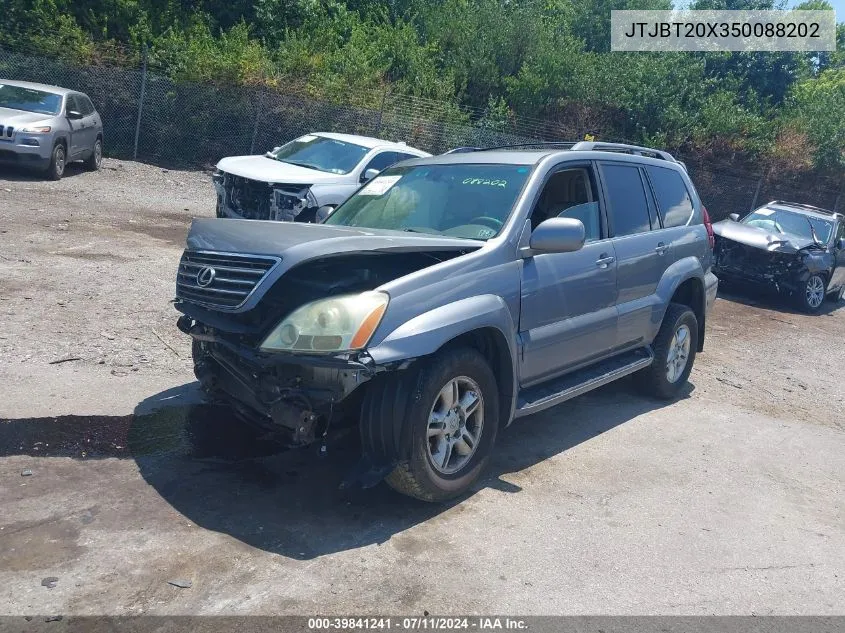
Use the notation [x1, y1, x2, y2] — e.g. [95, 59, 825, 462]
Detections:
[1, 43, 842, 220]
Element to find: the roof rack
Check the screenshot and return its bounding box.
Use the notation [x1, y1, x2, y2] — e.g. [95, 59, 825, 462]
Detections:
[570, 141, 678, 164]
[768, 200, 835, 215]
[442, 141, 684, 168]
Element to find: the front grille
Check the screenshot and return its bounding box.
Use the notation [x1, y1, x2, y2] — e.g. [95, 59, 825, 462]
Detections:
[176, 251, 280, 310]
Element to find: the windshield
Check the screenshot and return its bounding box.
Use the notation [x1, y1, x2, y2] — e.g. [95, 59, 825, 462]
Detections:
[743, 207, 833, 244]
[269, 135, 370, 174]
[0, 85, 62, 115]
[325, 163, 532, 240]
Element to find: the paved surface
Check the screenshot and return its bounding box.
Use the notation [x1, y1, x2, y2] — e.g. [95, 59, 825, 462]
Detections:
[1, 161, 844, 615]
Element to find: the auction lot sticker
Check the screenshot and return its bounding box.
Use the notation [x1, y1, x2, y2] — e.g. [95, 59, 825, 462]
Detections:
[611, 10, 836, 51]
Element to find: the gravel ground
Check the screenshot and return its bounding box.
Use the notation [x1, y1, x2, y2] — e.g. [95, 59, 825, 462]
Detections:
[1, 159, 844, 616]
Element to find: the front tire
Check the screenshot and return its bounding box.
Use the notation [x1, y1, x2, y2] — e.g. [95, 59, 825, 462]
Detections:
[84, 137, 103, 171]
[365, 348, 499, 502]
[47, 143, 66, 180]
[638, 303, 699, 400]
[798, 274, 826, 314]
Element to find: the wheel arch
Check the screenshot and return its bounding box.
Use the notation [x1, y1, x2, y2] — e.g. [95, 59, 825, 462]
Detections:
[655, 259, 707, 352]
[367, 294, 519, 424]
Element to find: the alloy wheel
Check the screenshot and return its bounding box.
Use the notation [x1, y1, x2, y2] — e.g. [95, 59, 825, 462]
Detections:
[426, 376, 484, 475]
[806, 275, 825, 309]
[665, 324, 691, 384]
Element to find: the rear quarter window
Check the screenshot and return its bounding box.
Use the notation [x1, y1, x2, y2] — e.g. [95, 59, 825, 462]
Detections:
[646, 165, 697, 228]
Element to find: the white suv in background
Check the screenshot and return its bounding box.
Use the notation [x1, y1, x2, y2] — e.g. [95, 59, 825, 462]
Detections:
[212, 132, 430, 222]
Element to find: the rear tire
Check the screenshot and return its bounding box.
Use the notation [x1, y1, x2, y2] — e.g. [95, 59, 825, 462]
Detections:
[84, 137, 102, 171]
[47, 143, 66, 180]
[364, 347, 499, 502]
[637, 303, 698, 400]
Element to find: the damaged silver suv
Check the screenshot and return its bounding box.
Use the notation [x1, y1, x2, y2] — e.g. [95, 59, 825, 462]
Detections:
[175, 142, 718, 501]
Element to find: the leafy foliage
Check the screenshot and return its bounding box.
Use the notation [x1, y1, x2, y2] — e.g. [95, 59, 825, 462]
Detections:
[1, 0, 843, 172]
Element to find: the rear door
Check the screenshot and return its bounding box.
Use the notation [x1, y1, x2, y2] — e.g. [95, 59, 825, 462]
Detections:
[78, 95, 100, 151]
[519, 163, 619, 386]
[598, 161, 668, 349]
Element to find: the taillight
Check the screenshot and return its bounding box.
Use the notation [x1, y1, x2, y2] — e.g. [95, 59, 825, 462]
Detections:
[702, 206, 715, 249]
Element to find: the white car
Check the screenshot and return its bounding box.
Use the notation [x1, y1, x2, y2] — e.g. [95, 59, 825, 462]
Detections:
[212, 132, 430, 222]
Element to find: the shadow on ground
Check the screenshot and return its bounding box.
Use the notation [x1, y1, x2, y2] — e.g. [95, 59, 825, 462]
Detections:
[0, 379, 690, 559]
[717, 280, 843, 318]
[0, 162, 89, 182]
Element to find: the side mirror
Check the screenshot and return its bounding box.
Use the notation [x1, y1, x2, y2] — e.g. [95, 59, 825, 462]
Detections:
[528, 218, 585, 254]
[67, 110, 83, 120]
[836, 238, 845, 250]
[361, 168, 380, 183]
[315, 205, 335, 223]
[729, 213, 740, 222]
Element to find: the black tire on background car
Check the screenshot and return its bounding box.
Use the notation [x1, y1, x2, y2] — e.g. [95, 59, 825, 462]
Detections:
[798, 273, 827, 314]
[363, 347, 499, 502]
[84, 137, 103, 171]
[637, 303, 699, 400]
[47, 142, 66, 180]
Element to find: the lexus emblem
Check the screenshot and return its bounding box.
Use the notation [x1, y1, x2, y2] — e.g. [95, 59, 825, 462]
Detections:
[196, 266, 216, 287]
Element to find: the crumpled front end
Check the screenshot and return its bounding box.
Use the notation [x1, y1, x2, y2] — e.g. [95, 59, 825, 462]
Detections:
[713, 235, 809, 294]
[213, 171, 317, 222]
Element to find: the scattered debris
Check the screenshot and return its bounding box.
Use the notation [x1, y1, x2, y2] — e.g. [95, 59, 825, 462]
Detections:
[110, 369, 128, 377]
[44, 616, 63, 622]
[21, 469, 32, 477]
[49, 357, 82, 365]
[100, 331, 116, 340]
[41, 577, 59, 589]
[152, 328, 180, 357]
[715, 376, 744, 390]
[168, 579, 192, 589]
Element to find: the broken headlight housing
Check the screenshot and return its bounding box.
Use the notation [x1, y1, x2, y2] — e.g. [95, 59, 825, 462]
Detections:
[260, 292, 389, 353]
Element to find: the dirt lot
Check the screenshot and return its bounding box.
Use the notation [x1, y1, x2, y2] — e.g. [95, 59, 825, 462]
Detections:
[1, 159, 844, 616]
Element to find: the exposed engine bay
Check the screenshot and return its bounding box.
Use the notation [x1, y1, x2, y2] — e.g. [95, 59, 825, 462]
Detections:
[213, 172, 317, 221]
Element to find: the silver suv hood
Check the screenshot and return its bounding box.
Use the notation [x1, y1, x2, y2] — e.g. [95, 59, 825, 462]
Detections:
[216, 155, 348, 184]
[187, 218, 481, 256]
[0, 108, 53, 126]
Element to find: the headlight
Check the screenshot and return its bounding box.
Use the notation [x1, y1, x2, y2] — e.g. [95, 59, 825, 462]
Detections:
[21, 126, 51, 133]
[260, 292, 389, 353]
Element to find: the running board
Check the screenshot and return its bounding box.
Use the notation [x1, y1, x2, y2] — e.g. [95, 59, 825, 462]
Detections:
[514, 347, 653, 418]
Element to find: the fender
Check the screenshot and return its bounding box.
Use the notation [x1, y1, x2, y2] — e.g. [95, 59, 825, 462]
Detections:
[367, 294, 519, 423]
[652, 256, 707, 348]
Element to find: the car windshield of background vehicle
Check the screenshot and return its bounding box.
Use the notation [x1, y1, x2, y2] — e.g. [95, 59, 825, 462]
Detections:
[744, 208, 833, 243]
[325, 164, 532, 240]
[0, 85, 62, 115]
[269, 135, 370, 174]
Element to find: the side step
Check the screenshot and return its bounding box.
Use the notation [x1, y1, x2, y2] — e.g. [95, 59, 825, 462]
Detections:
[514, 347, 653, 418]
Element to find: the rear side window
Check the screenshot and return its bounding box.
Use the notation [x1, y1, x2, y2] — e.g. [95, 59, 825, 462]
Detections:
[600, 164, 651, 237]
[647, 166, 695, 228]
[394, 152, 419, 163]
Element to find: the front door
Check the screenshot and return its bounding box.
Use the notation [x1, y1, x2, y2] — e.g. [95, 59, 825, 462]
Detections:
[830, 221, 845, 292]
[64, 95, 85, 159]
[519, 165, 618, 386]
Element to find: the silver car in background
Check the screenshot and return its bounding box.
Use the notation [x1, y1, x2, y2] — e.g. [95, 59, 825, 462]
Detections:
[0, 80, 103, 179]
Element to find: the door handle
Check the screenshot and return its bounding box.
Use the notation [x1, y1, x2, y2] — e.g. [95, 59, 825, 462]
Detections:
[595, 255, 615, 268]
[655, 242, 668, 255]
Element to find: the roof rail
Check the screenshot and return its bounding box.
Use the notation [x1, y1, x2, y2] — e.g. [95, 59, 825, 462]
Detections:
[769, 200, 834, 214]
[441, 141, 686, 169]
[571, 141, 678, 163]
